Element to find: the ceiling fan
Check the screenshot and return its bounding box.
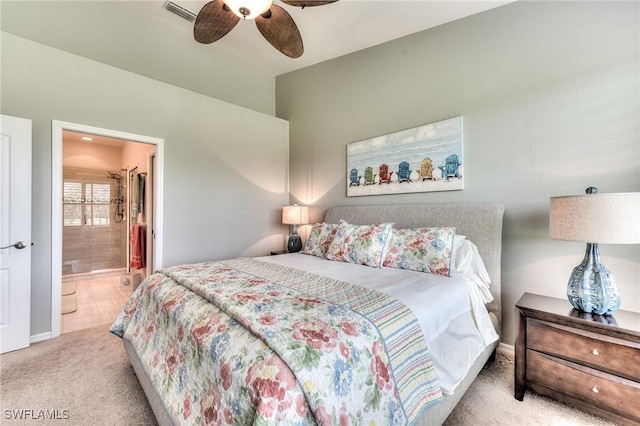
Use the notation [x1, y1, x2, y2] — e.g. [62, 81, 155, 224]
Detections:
[194, 0, 338, 58]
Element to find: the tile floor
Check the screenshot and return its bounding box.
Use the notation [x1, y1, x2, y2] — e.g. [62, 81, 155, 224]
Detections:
[61, 272, 133, 334]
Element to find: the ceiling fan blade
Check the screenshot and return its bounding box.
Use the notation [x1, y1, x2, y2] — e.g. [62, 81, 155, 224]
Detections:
[255, 5, 303, 58]
[280, 1, 338, 7]
[194, 0, 240, 44]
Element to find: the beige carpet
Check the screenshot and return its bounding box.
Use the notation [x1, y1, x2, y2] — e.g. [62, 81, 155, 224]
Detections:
[1, 325, 618, 425]
[443, 351, 616, 426]
[1, 325, 154, 425]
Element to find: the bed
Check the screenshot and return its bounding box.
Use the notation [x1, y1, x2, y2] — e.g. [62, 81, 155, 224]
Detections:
[111, 203, 505, 425]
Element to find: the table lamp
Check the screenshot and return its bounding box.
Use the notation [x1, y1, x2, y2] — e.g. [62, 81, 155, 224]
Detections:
[282, 204, 308, 253]
[549, 187, 640, 315]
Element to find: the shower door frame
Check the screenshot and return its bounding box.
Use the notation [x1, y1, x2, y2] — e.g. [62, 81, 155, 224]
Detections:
[51, 120, 164, 339]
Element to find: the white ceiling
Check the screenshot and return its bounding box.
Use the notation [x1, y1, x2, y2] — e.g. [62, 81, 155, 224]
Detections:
[1, 0, 514, 76]
[63, 130, 127, 148]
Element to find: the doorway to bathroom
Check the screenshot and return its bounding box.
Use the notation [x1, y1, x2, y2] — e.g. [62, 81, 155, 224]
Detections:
[51, 121, 164, 338]
[61, 161, 129, 332]
[60, 131, 155, 333]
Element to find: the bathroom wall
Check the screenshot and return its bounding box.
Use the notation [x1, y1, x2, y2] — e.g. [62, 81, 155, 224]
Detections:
[121, 141, 157, 277]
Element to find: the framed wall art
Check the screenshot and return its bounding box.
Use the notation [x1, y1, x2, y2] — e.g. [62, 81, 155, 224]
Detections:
[347, 116, 463, 197]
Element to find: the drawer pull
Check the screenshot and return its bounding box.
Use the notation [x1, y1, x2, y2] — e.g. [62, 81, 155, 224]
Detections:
[592, 349, 599, 356]
[592, 386, 599, 394]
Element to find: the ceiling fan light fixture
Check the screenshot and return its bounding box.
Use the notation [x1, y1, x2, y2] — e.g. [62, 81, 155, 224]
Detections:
[194, 0, 337, 57]
[223, 0, 273, 20]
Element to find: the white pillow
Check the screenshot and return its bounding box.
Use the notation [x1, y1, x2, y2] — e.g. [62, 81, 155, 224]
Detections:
[452, 235, 493, 303]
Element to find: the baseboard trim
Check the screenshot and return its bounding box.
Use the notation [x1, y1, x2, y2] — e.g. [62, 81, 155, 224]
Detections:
[31, 332, 52, 344]
[497, 342, 514, 361]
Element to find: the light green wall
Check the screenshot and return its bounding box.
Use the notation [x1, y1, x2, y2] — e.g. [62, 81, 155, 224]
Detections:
[1, 32, 289, 336]
[276, 1, 640, 344]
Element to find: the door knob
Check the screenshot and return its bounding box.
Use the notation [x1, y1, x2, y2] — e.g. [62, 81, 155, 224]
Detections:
[1, 241, 27, 250]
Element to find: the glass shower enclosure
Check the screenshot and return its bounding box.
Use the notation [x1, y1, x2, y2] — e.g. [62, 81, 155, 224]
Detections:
[62, 166, 127, 276]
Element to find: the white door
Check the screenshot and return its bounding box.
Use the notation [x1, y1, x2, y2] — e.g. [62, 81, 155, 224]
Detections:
[0, 114, 32, 353]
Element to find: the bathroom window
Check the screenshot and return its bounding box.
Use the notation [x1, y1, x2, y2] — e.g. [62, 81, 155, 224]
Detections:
[63, 181, 111, 226]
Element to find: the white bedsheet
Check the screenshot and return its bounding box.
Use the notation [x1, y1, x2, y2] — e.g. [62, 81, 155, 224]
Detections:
[258, 253, 498, 394]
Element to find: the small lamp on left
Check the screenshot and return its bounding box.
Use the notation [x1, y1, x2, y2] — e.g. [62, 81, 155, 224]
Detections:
[282, 204, 309, 253]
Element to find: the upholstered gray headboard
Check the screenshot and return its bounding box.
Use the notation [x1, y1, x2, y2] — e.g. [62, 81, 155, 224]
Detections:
[324, 203, 505, 328]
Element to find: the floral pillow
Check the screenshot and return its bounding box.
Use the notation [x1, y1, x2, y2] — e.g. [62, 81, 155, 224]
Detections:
[325, 221, 394, 268]
[301, 222, 339, 258]
[383, 227, 456, 276]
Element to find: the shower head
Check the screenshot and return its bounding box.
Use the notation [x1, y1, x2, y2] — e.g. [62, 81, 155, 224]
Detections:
[107, 172, 123, 181]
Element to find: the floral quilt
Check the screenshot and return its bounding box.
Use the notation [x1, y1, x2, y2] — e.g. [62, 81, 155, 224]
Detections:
[110, 258, 442, 425]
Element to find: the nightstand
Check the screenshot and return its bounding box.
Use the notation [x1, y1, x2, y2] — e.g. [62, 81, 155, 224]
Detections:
[515, 293, 640, 425]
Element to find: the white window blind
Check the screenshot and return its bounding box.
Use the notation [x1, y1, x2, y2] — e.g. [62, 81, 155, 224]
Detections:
[63, 179, 112, 226]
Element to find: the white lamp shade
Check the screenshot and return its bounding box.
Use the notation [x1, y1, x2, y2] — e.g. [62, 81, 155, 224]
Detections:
[223, 0, 272, 19]
[550, 192, 640, 244]
[282, 205, 309, 225]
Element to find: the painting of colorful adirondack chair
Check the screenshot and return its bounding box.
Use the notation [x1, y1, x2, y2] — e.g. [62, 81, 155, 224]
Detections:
[363, 166, 376, 185]
[418, 158, 435, 181]
[396, 161, 412, 183]
[346, 116, 463, 196]
[438, 154, 462, 180]
[349, 168, 361, 186]
[378, 164, 393, 184]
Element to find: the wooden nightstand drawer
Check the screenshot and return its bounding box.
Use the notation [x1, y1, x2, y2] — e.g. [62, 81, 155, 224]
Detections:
[527, 318, 640, 381]
[527, 350, 640, 422]
[515, 293, 640, 424]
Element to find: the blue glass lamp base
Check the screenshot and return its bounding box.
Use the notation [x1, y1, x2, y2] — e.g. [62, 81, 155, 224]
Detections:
[287, 234, 302, 253]
[567, 243, 621, 315]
